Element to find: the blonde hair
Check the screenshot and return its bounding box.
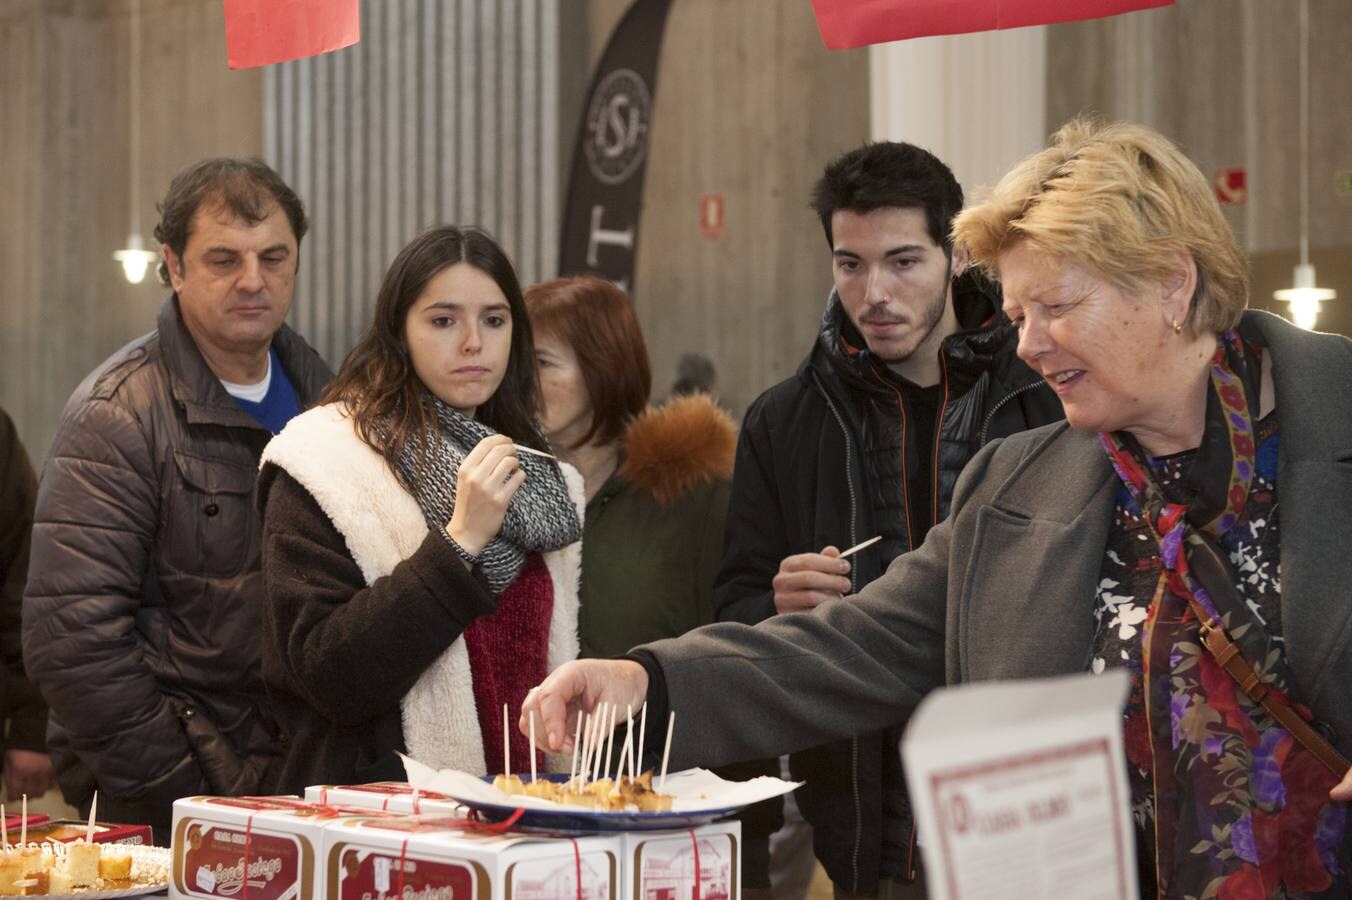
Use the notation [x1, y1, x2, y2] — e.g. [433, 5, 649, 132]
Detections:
[952, 118, 1248, 334]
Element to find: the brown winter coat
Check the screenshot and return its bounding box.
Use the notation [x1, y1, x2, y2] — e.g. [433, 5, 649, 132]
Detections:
[22, 297, 330, 834]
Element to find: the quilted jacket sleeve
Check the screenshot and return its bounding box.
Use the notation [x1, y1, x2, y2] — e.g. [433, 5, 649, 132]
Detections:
[22, 397, 205, 801]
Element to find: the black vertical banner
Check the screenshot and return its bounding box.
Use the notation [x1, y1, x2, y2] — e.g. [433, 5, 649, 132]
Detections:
[557, 0, 673, 293]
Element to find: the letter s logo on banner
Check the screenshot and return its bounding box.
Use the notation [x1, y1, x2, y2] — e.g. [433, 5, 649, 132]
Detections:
[558, 0, 672, 289]
[585, 69, 653, 186]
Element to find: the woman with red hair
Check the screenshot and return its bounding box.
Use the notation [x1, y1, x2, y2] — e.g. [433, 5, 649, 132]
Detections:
[524, 276, 735, 659]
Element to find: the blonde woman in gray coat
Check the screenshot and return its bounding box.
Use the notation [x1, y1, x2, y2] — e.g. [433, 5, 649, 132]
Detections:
[524, 120, 1352, 900]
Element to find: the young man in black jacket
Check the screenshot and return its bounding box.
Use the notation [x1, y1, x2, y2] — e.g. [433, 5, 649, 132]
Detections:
[714, 143, 1064, 898]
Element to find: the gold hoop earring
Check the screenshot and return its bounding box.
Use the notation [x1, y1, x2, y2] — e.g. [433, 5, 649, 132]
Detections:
[1171, 319, 1182, 334]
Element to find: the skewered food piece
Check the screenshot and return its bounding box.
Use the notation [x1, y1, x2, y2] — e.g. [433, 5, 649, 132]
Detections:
[495, 770, 674, 812]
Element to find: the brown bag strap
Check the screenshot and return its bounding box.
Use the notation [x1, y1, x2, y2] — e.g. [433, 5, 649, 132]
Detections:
[1184, 594, 1350, 779]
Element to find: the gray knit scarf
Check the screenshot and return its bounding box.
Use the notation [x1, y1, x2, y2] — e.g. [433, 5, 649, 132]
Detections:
[387, 396, 582, 595]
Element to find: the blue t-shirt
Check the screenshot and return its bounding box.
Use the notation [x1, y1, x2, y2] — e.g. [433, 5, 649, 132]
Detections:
[229, 348, 301, 434]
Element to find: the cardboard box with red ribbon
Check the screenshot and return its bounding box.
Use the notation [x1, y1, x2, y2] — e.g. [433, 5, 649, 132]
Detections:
[303, 781, 467, 817]
[168, 795, 397, 900]
[322, 815, 621, 900]
[23, 818, 153, 847]
[620, 820, 740, 900]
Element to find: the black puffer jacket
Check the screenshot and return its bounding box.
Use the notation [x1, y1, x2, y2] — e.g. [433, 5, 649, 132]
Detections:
[714, 273, 1063, 890]
[22, 297, 330, 835]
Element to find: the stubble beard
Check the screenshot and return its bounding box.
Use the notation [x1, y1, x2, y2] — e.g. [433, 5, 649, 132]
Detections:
[871, 277, 951, 367]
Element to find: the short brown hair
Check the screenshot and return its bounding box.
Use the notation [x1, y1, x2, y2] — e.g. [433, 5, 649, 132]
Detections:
[524, 277, 651, 448]
[153, 157, 308, 286]
[952, 118, 1248, 335]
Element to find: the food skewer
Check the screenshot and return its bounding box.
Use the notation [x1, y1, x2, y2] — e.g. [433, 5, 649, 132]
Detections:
[2, 803, 8, 850]
[592, 704, 608, 783]
[659, 711, 676, 790]
[616, 717, 635, 780]
[638, 702, 648, 774]
[578, 709, 594, 788]
[603, 703, 617, 780]
[625, 704, 636, 779]
[568, 714, 582, 785]
[19, 794, 25, 847]
[594, 702, 611, 783]
[838, 534, 882, 559]
[516, 440, 559, 456]
[578, 708, 596, 788]
[87, 790, 98, 843]
[502, 704, 511, 779]
[528, 711, 538, 783]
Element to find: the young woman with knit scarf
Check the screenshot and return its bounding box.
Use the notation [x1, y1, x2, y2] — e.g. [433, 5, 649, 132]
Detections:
[257, 226, 584, 794]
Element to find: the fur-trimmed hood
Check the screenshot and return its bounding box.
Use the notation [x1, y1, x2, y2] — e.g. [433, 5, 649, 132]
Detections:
[617, 393, 735, 506]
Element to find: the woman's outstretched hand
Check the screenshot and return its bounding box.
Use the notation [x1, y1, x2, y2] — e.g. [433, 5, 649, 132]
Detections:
[446, 434, 525, 556]
[520, 660, 649, 753]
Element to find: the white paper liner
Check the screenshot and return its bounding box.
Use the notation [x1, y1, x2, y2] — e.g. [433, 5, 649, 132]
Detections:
[401, 752, 799, 814]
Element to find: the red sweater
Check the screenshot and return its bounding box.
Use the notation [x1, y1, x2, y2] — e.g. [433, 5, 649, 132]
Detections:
[463, 552, 554, 775]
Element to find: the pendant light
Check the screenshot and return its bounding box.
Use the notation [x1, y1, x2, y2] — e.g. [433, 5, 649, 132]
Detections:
[1272, 0, 1335, 329]
[113, 0, 157, 284]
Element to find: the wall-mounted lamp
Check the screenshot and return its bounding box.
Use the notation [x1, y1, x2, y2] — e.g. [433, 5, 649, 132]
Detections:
[1274, 0, 1336, 329]
[113, 0, 156, 285]
[113, 234, 157, 285]
[1274, 263, 1336, 331]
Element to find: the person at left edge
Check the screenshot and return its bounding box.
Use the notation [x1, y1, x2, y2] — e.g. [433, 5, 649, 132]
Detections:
[0, 407, 53, 803]
[257, 226, 584, 794]
[22, 159, 332, 841]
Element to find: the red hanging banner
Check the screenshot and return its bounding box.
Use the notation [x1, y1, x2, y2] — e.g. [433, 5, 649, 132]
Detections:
[810, 0, 1174, 49]
[223, 0, 361, 70]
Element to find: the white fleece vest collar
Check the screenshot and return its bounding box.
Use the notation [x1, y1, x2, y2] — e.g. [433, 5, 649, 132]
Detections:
[261, 403, 583, 774]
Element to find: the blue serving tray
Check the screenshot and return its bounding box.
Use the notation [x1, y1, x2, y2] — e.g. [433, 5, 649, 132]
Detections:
[455, 773, 741, 833]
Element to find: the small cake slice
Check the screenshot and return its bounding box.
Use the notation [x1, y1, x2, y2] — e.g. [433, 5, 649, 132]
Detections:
[47, 868, 73, 894]
[99, 847, 133, 882]
[0, 854, 25, 895]
[66, 842, 102, 887]
[492, 774, 525, 796]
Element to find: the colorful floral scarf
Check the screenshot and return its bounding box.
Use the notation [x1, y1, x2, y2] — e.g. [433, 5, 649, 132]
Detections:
[1098, 330, 1346, 898]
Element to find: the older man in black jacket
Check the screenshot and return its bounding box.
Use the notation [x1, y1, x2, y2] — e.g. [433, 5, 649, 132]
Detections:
[22, 159, 331, 840]
[714, 143, 1063, 898]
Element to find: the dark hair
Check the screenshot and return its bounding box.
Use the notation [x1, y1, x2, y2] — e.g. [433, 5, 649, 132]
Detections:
[810, 142, 964, 256]
[523, 277, 651, 449]
[322, 226, 546, 482]
[153, 157, 308, 286]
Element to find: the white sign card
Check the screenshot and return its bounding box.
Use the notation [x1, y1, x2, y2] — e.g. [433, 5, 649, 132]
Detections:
[901, 671, 1137, 900]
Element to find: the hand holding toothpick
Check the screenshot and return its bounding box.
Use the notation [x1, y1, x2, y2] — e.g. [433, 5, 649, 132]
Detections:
[771, 538, 878, 613]
[517, 659, 649, 754]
